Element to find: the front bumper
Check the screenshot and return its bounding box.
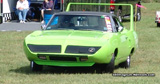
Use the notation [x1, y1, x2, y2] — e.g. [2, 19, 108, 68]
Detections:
[24, 43, 113, 67]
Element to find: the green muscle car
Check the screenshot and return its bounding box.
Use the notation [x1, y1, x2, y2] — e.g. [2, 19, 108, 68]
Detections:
[24, 3, 138, 73]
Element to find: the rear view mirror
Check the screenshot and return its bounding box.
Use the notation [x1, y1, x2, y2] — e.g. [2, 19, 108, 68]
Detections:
[41, 25, 46, 30]
[118, 26, 123, 32]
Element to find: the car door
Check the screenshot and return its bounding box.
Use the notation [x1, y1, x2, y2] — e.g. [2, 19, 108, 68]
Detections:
[112, 17, 130, 61]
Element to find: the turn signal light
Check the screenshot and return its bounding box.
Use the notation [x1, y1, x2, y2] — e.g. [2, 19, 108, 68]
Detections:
[80, 57, 88, 61]
[38, 56, 47, 60]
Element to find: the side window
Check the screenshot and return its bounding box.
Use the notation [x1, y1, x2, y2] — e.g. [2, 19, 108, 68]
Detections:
[113, 17, 119, 32]
[113, 17, 123, 32]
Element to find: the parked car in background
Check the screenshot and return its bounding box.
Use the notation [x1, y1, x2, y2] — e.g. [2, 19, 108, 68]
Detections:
[155, 11, 160, 27]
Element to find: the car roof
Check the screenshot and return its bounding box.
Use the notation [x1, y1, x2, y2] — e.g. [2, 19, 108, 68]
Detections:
[54, 11, 115, 16]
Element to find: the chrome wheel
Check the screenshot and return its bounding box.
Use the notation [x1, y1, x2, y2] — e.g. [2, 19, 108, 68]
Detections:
[126, 56, 131, 68]
[119, 55, 131, 69]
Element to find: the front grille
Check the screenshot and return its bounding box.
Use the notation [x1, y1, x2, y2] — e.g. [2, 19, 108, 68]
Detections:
[65, 46, 101, 54]
[28, 44, 61, 53]
[38, 54, 88, 61]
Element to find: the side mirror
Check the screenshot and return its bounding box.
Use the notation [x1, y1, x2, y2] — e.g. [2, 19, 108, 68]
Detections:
[118, 26, 123, 32]
[41, 25, 46, 30]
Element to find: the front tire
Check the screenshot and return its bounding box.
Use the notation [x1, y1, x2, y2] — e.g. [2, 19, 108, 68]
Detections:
[104, 53, 115, 73]
[30, 61, 43, 71]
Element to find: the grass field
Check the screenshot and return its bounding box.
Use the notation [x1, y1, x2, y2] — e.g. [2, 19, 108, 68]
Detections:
[0, 3, 160, 84]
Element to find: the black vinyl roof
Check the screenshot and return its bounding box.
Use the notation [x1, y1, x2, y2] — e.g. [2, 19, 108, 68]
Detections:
[54, 11, 115, 16]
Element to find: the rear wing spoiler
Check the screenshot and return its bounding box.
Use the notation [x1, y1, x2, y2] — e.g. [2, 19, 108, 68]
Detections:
[66, 3, 134, 31]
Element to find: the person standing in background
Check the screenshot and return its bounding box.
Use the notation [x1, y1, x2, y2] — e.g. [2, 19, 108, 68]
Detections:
[16, 0, 29, 23]
[110, 0, 115, 14]
[41, 0, 54, 23]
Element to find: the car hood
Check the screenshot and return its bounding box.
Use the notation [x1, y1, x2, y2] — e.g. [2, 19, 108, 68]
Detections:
[25, 30, 112, 46]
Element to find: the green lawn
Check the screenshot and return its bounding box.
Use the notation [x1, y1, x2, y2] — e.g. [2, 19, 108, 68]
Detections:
[0, 3, 160, 84]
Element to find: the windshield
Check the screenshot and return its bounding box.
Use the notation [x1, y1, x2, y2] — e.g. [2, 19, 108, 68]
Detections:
[46, 15, 108, 31]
